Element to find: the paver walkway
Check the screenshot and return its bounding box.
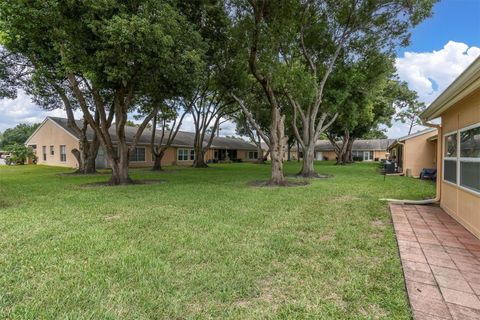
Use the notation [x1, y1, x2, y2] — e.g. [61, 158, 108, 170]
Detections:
[390, 204, 480, 319]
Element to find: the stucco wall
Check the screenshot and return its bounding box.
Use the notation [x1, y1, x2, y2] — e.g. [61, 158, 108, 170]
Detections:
[26, 119, 80, 168]
[403, 130, 437, 177]
[440, 88, 480, 238]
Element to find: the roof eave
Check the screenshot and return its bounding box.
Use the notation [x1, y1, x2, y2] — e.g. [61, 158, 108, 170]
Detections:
[421, 57, 480, 121]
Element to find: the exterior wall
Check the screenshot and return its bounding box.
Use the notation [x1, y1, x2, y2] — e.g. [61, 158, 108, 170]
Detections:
[308, 150, 388, 161]
[403, 130, 438, 177]
[374, 150, 388, 160]
[440, 88, 480, 238]
[26, 120, 80, 168]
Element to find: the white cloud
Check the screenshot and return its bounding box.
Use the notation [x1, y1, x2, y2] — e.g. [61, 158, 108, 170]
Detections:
[386, 41, 480, 138]
[0, 90, 80, 131]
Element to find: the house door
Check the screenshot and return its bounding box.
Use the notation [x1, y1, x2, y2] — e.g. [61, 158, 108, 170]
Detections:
[363, 151, 373, 161]
[316, 152, 323, 161]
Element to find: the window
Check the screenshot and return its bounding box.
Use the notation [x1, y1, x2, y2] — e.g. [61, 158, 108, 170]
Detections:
[60, 145, 66, 162]
[459, 124, 480, 193]
[247, 151, 258, 160]
[50, 145, 54, 155]
[42, 146, 46, 161]
[177, 149, 194, 161]
[443, 132, 457, 184]
[129, 147, 146, 162]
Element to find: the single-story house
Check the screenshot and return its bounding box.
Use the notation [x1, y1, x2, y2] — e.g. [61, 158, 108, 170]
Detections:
[25, 117, 258, 168]
[311, 139, 394, 161]
[387, 128, 438, 177]
[421, 56, 480, 238]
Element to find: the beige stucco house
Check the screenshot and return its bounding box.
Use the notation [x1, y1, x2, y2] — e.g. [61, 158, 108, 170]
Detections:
[310, 139, 394, 161]
[421, 56, 480, 239]
[387, 128, 438, 177]
[25, 117, 258, 169]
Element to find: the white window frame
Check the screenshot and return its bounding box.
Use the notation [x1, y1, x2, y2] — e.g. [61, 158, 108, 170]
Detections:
[177, 148, 194, 161]
[443, 131, 458, 186]
[458, 122, 480, 195]
[59, 145, 67, 162]
[442, 123, 480, 196]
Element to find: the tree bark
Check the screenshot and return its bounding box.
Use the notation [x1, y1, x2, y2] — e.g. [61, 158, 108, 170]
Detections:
[299, 143, 316, 177]
[151, 149, 164, 171]
[192, 144, 208, 168]
[267, 107, 287, 185]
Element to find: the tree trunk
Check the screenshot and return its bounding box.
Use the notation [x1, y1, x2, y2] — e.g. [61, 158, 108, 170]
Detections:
[109, 158, 132, 185]
[257, 145, 265, 164]
[267, 107, 286, 185]
[151, 149, 165, 171]
[192, 145, 208, 168]
[298, 143, 316, 177]
[345, 138, 354, 164]
[72, 136, 99, 174]
[269, 141, 285, 185]
[108, 103, 133, 185]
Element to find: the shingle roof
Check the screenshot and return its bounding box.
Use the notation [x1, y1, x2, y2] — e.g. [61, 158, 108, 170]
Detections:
[314, 139, 395, 152]
[49, 117, 257, 151]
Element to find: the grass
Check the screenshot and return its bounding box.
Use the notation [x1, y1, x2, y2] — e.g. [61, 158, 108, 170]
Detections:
[0, 161, 435, 319]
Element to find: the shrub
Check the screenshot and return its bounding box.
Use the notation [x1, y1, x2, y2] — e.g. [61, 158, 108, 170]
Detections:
[4, 144, 36, 165]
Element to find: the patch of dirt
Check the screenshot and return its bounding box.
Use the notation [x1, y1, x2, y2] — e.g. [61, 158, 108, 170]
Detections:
[359, 304, 387, 319]
[319, 235, 333, 242]
[104, 213, 122, 221]
[332, 195, 361, 202]
[247, 180, 310, 188]
[81, 179, 166, 188]
[371, 220, 389, 229]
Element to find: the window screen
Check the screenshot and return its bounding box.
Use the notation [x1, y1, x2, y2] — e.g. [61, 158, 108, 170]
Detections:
[459, 125, 480, 192]
[60, 145, 66, 162]
[444, 159, 457, 184]
[460, 162, 480, 193]
[460, 127, 480, 158]
[444, 134, 457, 157]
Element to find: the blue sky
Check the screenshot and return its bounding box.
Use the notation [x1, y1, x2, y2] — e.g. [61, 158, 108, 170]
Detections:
[1, 0, 480, 138]
[399, 0, 480, 55]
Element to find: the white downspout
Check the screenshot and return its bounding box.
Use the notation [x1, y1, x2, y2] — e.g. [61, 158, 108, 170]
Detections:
[380, 122, 442, 204]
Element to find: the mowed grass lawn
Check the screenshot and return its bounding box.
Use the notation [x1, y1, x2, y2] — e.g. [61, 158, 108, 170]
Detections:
[0, 161, 435, 319]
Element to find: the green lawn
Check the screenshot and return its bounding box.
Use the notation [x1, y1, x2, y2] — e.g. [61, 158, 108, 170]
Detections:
[0, 162, 435, 319]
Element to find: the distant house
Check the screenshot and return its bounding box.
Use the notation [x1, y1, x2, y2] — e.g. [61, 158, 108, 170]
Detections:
[387, 128, 438, 177]
[421, 56, 480, 238]
[25, 117, 258, 168]
[311, 139, 394, 161]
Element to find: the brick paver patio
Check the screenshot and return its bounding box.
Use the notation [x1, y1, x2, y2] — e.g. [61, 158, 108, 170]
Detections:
[390, 204, 480, 319]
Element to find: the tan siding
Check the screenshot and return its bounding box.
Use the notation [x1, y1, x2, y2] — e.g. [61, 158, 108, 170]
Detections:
[27, 119, 80, 168]
[403, 130, 438, 177]
[439, 87, 480, 238]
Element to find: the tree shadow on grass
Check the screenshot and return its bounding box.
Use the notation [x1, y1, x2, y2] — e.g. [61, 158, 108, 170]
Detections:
[247, 179, 310, 188]
[285, 173, 333, 179]
[80, 179, 167, 188]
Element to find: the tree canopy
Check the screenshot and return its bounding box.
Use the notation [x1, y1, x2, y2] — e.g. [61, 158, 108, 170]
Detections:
[0, 123, 39, 148]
